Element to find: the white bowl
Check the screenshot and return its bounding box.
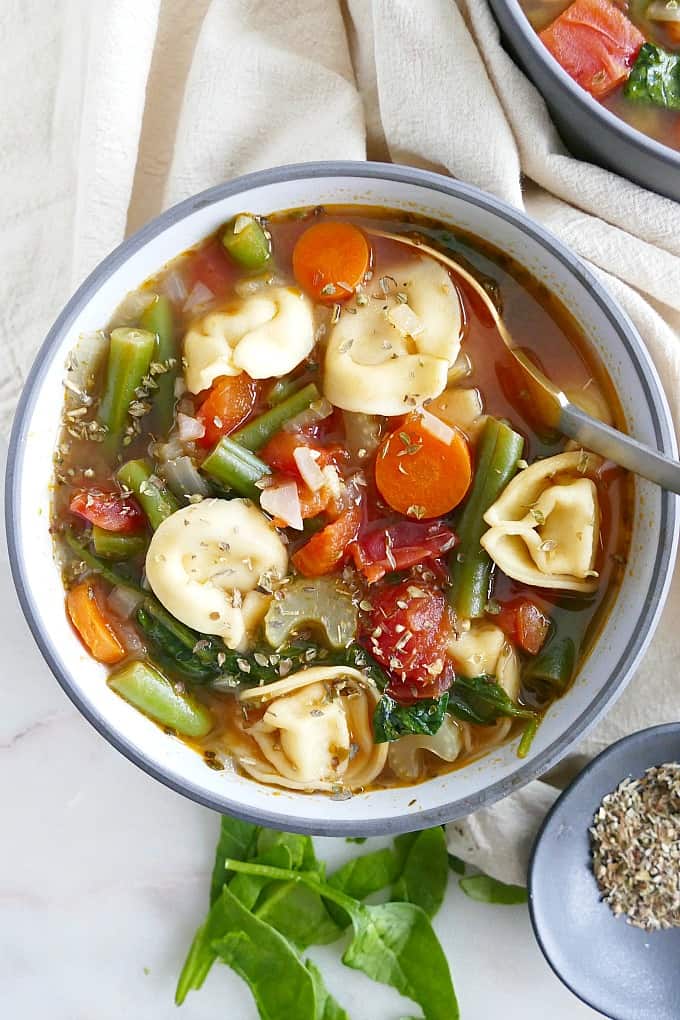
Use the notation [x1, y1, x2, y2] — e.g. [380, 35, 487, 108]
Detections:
[6, 162, 678, 835]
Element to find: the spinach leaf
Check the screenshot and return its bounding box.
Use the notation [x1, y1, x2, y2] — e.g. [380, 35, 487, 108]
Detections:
[625, 42, 680, 110]
[257, 829, 310, 870]
[210, 887, 317, 1020]
[223, 859, 459, 1020]
[326, 847, 401, 929]
[448, 675, 535, 726]
[392, 827, 448, 919]
[229, 845, 294, 911]
[459, 874, 528, 905]
[306, 960, 350, 1020]
[256, 880, 343, 948]
[345, 836, 367, 844]
[210, 815, 260, 906]
[447, 853, 465, 876]
[373, 693, 449, 743]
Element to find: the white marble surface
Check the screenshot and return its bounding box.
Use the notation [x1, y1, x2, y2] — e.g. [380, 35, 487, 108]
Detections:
[0, 440, 599, 1020]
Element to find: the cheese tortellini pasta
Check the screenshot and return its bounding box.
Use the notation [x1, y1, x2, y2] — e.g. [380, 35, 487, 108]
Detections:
[448, 621, 521, 699]
[183, 286, 315, 393]
[236, 666, 387, 792]
[388, 716, 463, 782]
[480, 452, 601, 593]
[145, 499, 287, 650]
[323, 257, 463, 415]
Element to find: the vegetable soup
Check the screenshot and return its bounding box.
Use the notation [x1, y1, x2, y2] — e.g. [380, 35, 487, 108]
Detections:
[51, 205, 632, 795]
[520, 0, 680, 150]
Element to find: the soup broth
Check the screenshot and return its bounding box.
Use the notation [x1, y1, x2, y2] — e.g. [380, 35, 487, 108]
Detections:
[52, 205, 632, 795]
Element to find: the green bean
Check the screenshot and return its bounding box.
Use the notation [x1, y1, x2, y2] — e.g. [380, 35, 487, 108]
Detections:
[98, 327, 156, 450]
[140, 295, 178, 437]
[448, 417, 524, 618]
[92, 526, 147, 561]
[231, 383, 320, 451]
[266, 377, 305, 407]
[107, 660, 213, 737]
[526, 635, 576, 694]
[221, 215, 272, 271]
[200, 437, 270, 500]
[517, 717, 539, 759]
[117, 459, 179, 529]
[64, 530, 142, 590]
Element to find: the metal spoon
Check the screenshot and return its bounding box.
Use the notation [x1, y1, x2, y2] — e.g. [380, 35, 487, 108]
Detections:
[366, 228, 680, 493]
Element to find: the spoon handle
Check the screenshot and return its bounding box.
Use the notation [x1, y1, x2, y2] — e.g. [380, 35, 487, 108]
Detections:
[560, 402, 680, 494]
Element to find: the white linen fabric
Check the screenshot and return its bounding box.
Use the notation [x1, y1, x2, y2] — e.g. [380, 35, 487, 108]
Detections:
[2, 0, 679, 884]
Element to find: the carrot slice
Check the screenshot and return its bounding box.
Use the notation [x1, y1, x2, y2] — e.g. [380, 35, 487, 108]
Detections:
[375, 413, 472, 519]
[292, 222, 370, 303]
[67, 580, 126, 664]
[292, 505, 361, 577]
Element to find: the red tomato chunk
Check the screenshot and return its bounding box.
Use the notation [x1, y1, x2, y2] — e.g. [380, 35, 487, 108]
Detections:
[540, 0, 644, 99]
[69, 490, 146, 533]
[350, 519, 457, 584]
[496, 597, 551, 656]
[362, 579, 454, 701]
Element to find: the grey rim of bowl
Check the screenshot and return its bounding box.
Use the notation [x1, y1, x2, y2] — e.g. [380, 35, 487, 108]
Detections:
[527, 721, 680, 1019]
[492, 0, 680, 171]
[5, 160, 678, 836]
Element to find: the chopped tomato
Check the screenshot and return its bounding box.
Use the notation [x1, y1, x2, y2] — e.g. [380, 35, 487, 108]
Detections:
[187, 239, 238, 297]
[495, 598, 551, 656]
[292, 504, 361, 577]
[69, 490, 145, 533]
[66, 581, 126, 664]
[260, 430, 346, 477]
[350, 520, 457, 584]
[540, 0, 644, 100]
[375, 413, 471, 519]
[196, 373, 258, 448]
[361, 579, 454, 701]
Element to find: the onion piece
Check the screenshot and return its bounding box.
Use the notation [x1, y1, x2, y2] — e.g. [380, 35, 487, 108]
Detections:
[293, 447, 325, 492]
[260, 480, 303, 530]
[282, 397, 334, 432]
[153, 436, 184, 462]
[177, 413, 205, 442]
[112, 289, 156, 325]
[647, 1, 680, 21]
[388, 716, 462, 781]
[163, 270, 188, 304]
[342, 411, 383, 462]
[234, 271, 283, 298]
[183, 281, 214, 313]
[159, 456, 212, 500]
[107, 585, 144, 620]
[65, 331, 108, 400]
[447, 349, 472, 384]
[387, 302, 424, 337]
[419, 408, 455, 446]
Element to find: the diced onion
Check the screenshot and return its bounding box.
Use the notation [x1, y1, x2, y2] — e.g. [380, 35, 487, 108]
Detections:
[112, 289, 156, 325]
[293, 446, 325, 492]
[342, 410, 383, 462]
[163, 270, 188, 304]
[387, 302, 424, 337]
[647, 1, 680, 21]
[282, 397, 334, 432]
[153, 436, 184, 462]
[65, 331, 108, 398]
[183, 281, 214, 313]
[260, 480, 303, 530]
[159, 456, 212, 499]
[420, 408, 455, 446]
[233, 214, 254, 235]
[234, 272, 283, 298]
[107, 585, 144, 620]
[448, 350, 472, 383]
[177, 413, 205, 442]
[174, 377, 187, 399]
[321, 465, 343, 500]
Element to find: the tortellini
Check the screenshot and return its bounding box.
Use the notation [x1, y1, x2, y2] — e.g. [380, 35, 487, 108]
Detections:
[388, 716, 463, 782]
[236, 666, 387, 792]
[480, 451, 601, 593]
[145, 498, 287, 650]
[448, 621, 520, 699]
[323, 257, 463, 415]
[183, 286, 315, 393]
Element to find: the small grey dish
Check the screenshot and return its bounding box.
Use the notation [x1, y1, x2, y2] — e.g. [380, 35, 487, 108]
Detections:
[488, 0, 680, 203]
[529, 723, 680, 1020]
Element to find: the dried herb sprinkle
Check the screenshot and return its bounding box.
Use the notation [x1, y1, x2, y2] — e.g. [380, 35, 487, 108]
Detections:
[590, 763, 680, 930]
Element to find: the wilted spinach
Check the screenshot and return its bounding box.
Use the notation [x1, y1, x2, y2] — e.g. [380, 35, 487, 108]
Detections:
[373, 693, 449, 743]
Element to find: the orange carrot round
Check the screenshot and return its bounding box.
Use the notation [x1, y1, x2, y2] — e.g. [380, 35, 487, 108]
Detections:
[375, 413, 472, 519]
[67, 580, 126, 664]
[292, 221, 370, 303]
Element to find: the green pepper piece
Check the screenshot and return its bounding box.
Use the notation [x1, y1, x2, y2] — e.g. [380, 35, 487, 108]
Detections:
[98, 327, 156, 450]
[140, 295, 178, 437]
[92, 526, 147, 561]
[221, 215, 272, 270]
[117, 459, 179, 529]
[108, 660, 213, 737]
[263, 576, 358, 650]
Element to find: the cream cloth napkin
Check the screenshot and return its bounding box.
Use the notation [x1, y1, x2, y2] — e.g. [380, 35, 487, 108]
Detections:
[2, 0, 679, 885]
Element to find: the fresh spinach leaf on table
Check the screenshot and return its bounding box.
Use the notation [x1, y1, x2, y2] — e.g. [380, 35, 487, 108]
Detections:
[459, 874, 528, 905]
[392, 827, 448, 919]
[306, 960, 350, 1020]
[209, 815, 259, 905]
